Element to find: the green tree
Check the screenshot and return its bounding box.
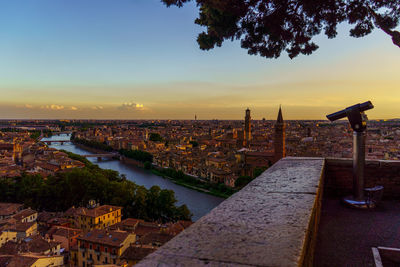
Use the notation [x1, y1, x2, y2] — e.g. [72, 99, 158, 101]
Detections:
[235, 175, 253, 189]
[163, 0, 400, 58]
[119, 149, 153, 163]
[149, 133, 163, 142]
[189, 141, 199, 147]
[253, 167, 268, 178]
[0, 152, 191, 222]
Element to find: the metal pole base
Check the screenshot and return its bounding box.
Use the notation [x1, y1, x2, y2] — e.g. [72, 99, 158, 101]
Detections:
[342, 195, 376, 209]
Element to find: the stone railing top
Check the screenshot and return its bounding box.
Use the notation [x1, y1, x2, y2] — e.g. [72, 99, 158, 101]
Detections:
[136, 157, 325, 267]
[326, 157, 400, 167]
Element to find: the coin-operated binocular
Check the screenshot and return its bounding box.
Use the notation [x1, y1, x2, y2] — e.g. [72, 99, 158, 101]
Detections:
[327, 101, 378, 208]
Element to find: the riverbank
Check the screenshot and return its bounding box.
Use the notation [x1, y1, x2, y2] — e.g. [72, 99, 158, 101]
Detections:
[44, 134, 224, 221]
[71, 140, 234, 199]
[74, 142, 109, 154]
[151, 167, 236, 199]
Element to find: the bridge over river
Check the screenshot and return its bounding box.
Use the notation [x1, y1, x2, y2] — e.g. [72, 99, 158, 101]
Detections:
[42, 140, 71, 145]
[42, 140, 118, 159]
[82, 153, 119, 160]
[41, 134, 224, 221]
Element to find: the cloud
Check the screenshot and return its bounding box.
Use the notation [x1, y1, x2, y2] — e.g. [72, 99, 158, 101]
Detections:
[41, 104, 65, 110]
[70, 106, 78, 111]
[25, 104, 33, 109]
[91, 106, 104, 110]
[119, 101, 145, 111]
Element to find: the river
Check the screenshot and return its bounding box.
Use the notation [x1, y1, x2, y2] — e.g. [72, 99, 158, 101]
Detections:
[41, 134, 224, 221]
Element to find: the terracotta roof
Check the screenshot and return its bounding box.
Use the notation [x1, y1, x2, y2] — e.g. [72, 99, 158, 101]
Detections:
[137, 232, 174, 246]
[0, 255, 37, 267]
[0, 203, 23, 217]
[47, 226, 81, 239]
[0, 235, 60, 255]
[12, 209, 37, 222]
[36, 162, 60, 172]
[63, 206, 78, 217]
[0, 256, 13, 266]
[78, 229, 130, 247]
[120, 246, 156, 261]
[7, 222, 36, 232]
[111, 218, 142, 231]
[165, 220, 193, 235]
[134, 222, 161, 237]
[46, 217, 70, 225]
[75, 205, 122, 218]
[37, 211, 64, 223]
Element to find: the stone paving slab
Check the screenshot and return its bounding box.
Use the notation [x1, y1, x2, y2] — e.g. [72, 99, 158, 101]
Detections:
[248, 157, 324, 195]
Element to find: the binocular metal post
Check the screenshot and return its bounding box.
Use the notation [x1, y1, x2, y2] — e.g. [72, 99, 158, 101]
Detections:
[342, 131, 370, 208]
[327, 101, 376, 209]
[353, 131, 365, 201]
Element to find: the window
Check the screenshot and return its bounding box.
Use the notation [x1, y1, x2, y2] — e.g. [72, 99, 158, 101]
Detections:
[105, 257, 108, 264]
[89, 244, 92, 249]
[105, 247, 108, 253]
[82, 262, 85, 267]
[97, 255, 100, 261]
[113, 259, 116, 264]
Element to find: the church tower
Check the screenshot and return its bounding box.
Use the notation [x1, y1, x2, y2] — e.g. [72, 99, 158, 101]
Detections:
[274, 106, 286, 162]
[244, 108, 251, 147]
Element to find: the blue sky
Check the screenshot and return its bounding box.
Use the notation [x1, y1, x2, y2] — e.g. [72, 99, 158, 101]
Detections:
[0, 0, 399, 119]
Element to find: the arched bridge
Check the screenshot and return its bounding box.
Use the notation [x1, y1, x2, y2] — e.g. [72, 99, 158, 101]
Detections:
[82, 153, 119, 160]
[42, 140, 72, 145]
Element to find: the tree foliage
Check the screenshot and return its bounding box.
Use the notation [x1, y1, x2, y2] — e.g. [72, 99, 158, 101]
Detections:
[253, 166, 268, 178]
[234, 175, 253, 189]
[153, 168, 236, 197]
[0, 153, 191, 222]
[149, 133, 163, 142]
[162, 0, 400, 58]
[119, 149, 154, 163]
[73, 137, 113, 152]
[189, 140, 199, 147]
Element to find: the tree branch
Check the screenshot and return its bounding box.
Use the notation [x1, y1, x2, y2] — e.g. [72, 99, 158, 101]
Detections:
[366, 5, 400, 48]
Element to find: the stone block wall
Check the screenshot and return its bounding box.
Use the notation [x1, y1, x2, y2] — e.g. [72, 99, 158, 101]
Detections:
[325, 158, 400, 199]
[136, 157, 325, 267]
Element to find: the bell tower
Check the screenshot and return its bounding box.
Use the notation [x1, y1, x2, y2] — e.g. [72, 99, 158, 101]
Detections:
[244, 108, 251, 147]
[274, 106, 286, 162]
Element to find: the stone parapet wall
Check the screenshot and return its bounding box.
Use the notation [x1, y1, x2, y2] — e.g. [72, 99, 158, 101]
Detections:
[136, 157, 325, 267]
[325, 158, 400, 199]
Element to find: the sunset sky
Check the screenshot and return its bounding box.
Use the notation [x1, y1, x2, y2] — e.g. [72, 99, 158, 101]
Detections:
[0, 0, 399, 120]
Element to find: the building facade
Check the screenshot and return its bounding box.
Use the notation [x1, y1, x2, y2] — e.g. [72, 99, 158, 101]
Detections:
[73, 205, 122, 232]
[77, 229, 135, 267]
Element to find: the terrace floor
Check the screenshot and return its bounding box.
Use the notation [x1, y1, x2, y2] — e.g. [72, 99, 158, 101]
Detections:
[314, 197, 400, 266]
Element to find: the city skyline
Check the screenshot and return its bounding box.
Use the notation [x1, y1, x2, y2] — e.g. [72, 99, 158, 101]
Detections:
[1, 0, 399, 120]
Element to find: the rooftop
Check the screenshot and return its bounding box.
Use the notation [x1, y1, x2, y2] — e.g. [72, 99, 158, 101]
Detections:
[78, 229, 130, 247]
[0, 203, 23, 217]
[74, 205, 122, 218]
